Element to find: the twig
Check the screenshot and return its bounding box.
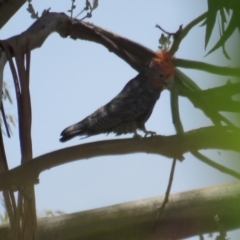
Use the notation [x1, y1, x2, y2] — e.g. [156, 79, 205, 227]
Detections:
[173, 58, 240, 77]
[75, 0, 98, 21]
[157, 158, 177, 218]
[191, 150, 240, 180]
[155, 24, 177, 36]
[70, 0, 75, 19]
[170, 12, 207, 54]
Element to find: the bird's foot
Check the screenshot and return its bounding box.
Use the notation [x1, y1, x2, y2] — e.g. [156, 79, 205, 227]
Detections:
[143, 130, 156, 138]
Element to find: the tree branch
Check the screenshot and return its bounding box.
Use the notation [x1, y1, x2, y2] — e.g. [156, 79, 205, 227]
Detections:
[0, 0, 26, 29]
[157, 158, 177, 218]
[0, 126, 239, 191]
[173, 58, 240, 77]
[170, 84, 184, 134]
[192, 151, 240, 180]
[69, 19, 153, 71]
[170, 12, 207, 54]
[1, 182, 240, 240]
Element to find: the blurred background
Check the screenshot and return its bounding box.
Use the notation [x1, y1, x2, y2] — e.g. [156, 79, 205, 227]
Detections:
[0, 1, 239, 239]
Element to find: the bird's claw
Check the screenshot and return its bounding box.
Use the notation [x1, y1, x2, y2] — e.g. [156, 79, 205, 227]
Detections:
[144, 131, 156, 138]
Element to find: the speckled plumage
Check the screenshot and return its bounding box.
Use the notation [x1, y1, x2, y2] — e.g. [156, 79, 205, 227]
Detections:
[60, 53, 174, 142]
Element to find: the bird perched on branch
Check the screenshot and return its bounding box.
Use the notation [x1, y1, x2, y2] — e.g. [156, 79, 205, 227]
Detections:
[60, 50, 174, 142]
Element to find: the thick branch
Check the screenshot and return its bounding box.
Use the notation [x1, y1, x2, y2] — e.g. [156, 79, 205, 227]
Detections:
[2, 12, 71, 54]
[0, 0, 26, 29]
[69, 20, 154, 71]
[0, 126, 239, 190]
[1, 182, 240, 240]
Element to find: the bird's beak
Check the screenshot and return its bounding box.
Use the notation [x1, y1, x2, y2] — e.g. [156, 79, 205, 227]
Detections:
[163, 76, 174, 90]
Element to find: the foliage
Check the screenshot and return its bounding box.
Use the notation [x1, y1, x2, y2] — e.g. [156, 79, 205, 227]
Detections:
[0, 195, 65, 225]
[73, 0, 99, 20]
[1, 81, 15, 136]
[204, 0, 240, 57]
[26, 0, 39, 19]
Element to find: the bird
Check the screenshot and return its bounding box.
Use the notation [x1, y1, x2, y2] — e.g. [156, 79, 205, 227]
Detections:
[60, 50, 174, 142]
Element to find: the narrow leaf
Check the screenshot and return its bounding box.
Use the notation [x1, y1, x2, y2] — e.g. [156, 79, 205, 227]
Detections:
[206, 12, 237, 56]
[86, 0, 91, 8]
[5, 89, 13, 104]
[92, 0, 98, 10]
[205, 0, 219, 49]
[220, 8, 227, 24]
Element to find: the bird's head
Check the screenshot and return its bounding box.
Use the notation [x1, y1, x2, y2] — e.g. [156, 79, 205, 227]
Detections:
[146, 50, 174, 91]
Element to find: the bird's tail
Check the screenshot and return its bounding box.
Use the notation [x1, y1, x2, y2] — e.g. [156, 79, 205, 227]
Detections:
[60, 121, 87, 142]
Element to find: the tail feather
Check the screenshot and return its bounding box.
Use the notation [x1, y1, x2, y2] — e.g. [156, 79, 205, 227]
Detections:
[60, 121, 87, 142]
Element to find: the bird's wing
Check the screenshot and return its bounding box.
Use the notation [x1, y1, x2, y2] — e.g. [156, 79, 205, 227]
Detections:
[87, 77, 157, 131]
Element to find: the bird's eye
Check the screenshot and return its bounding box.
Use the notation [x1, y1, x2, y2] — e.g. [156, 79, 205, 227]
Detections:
[159, 73, 164, 78]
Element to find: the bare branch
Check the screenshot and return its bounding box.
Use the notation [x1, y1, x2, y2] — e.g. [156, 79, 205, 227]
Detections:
[157, 158, 177, 218]
[3, 12, 71, 53]
[155, 24, 178, 36]
[0, 126, 238, 191]
[1, 182, 240, 240]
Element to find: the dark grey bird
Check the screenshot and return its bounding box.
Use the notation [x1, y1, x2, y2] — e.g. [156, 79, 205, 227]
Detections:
[60, 51, 174, 142]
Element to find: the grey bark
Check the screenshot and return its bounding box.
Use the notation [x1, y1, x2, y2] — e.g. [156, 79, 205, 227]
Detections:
[1, 182, 240, 240]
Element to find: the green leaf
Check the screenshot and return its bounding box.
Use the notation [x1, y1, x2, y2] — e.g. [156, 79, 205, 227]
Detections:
[92, 0, 98, 10]
[219, 8, 227, 24]
[218, 11, 230, 60]
[86, 0, 91, 8]
[5, 89, 12, 104]
[205, 0, 219, 49]
[206, 11, 237, 56]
